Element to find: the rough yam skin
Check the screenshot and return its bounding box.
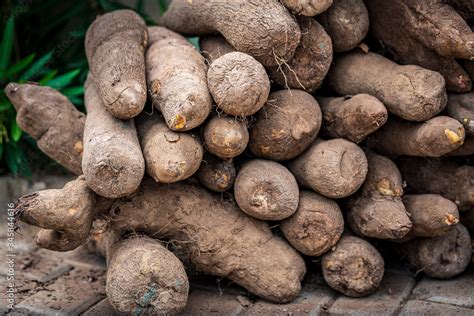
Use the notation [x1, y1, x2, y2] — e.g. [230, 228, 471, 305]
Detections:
[448, 136, 474, 156]
[136, 113, 203, 183]
[281, 191, 344, 256]
[347, 152, 412, 240]
[288, 139, 368, 199]
[399, 158, 474, 211]
[318, 94, 388, 143]
[203, 116, 249, 159]
[208, 52, 270, 117]
[108, 180, 306, 303]
[318, 0, 369, 52]
[250, 90, 322, 161]
[197, 154, 236, 192]
[5, 83, 85, 175]
[402, 224, 472, 279]
[281, 0, 332, 16]
[234, 159, 299, 221]
[445, 0, 474, 23]
[268, 17, 333, 92]
[200, 34, 236, 63]
[368, 116, 465, 157]
[365, 0, 473, 92]
[322, 236, 384, 297]
[105, 236, 189, 314]
[85, 10, 147, 119]
[327, 51, 447, 122]
[82, 79, 145, 198]
[447, 92, 474, 136]
[404, 194, 460, 237]
[14, 176, 95, 251]
[146, 27, 212, 131]
[161, 0, 301, 67]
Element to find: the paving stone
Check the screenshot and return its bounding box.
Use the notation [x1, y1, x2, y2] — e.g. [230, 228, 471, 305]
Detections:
[327, 270, 416, 316]
[244, 273, 337, 316]
[82, 299, 127, 316]
[180, 289, 248, 316]
[399, 300, 474, 316]
[15, 267, 106, 315]
[411, 269, 474, 308]
[36, 247, 106, 270]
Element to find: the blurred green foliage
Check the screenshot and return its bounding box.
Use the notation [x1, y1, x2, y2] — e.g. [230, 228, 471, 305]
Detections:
[0, 0, 169, 176]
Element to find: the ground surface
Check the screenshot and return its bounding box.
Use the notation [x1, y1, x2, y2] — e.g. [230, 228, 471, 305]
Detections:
[1, 175, 473, 315]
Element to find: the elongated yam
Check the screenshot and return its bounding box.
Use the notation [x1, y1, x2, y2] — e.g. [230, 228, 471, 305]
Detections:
[288, 139, 368, 199]
[82, 78, 145, 198]
[369, 116, 465, 157]
[85, 10, 147, 119]
[146, 26, 212, 131]
[200, 34, 236, 63]
[281, 191, 344, 256]
[197, 154, 236, 192]
[234, 159, 299, 221]
[322, 235, 384, 297]
[250, 90, 322, 161]
[327, 51, 447, 121]
[447, 92, 474, 136]
[318, 94, 388, 143]
[136, 113, 203, 183]
[318, 0, 369, 52]
[203, 115, 249, 159]
[5, 83, 85, 175]
[281, 0, 332, 16]
[161, 0, 301, 67]
[208, 52, 270, 117]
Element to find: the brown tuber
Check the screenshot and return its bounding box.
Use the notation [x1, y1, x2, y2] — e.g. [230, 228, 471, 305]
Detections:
[288, 138, 368, 199]
[281, 0, 333, 16]
[203, 115, 249, 159]
[197, 154, 236, 193]
[281, 191, 344, 256]
[446, 92, 474, 136]
[234, 159, 299, 221]
[85, 10, 147, 119]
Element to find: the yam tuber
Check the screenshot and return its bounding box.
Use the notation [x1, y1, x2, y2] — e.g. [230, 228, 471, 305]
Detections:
[161, 0, 301, 67]
[249, 90, 322, 161]
[197, 154, 236, 193]
[327, 51, 447, 122]
[281, 191, 344, 256]
[82, 78, 144, 198]
[200, 34, 236, 62]
[317, 94, 388, 143]
[5, 83, 85, 175]
[446, 92, 474, 136]
[281, 0, 332, 16]
[234, 159, 299, 221]
[203, 115, 249, 159]
[85, 10, 147, 119]
[288, 138, 368, 199]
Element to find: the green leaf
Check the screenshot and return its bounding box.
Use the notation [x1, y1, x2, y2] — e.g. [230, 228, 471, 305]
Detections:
[157, 0, 168, 14]
[5, 141, 32, 177]
[0, 17, 15, 76]
[62, 85, 84, 98]
[20, 51, 54, 81]
[10, 120, 22, 142]
[188, 37, 200, 49]
[38, 69, 58, 84]
[6, 53, 35, 79]
[44, 68, 80, 89]
[0, 101, 12, 113]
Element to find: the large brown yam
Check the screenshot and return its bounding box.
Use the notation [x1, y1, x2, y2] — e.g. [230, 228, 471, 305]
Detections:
[5, 83, 85, 175]
[398, 158, 474, 211]
[249, 90, 322, 161]
[234, 159, 299, 221]
[368, 116, 465, 157]
[322, 235, 384, 297]
[281, 0, 332, 16]
[200, 34, 236, 62]
[327, 51, 447, 121]
[85, 10, 147, 119]
[203, 115, 249, 159]
[318, 0, 369, 52]
[161, 0, 301, 67]
[14, 176, 96, 251]
[96, 232, 189, 315]
[208, 52, 270, 117]
[347, 151, 412, 240]
[288, 139, 368, 199]
[281, 191, 344, 256]
[268, 17, 333, 92]
[404, 194, 459, 237]
[447, 92, 474, 136]
[402, 224, 472, 278]
[108, 180, 306, 303]
[317, 94, 388, 143]
[197, 154, 236, 193]
[82, 78, 145, 198]
[146, 26, 212, 131]
[365, 0, 473, 92]
[136, 113, 203, 183]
